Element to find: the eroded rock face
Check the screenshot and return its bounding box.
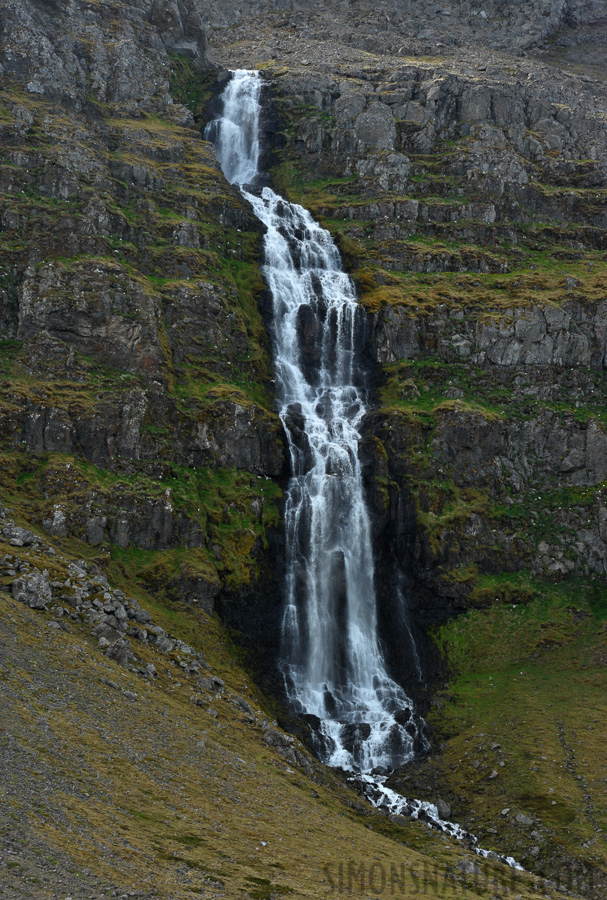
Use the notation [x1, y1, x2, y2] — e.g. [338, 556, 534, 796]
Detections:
[19, 261, 167, 375]
[149, 0, 207, 64]
[260, 42, 607, 643]
[364, 386, 607, 603]
[187, 400, 285, 473]
[273, 64, 607, 186]
[371, 301, 607, 369]
[0, 0, 287, 618]
[0, 0, 206, 107]
[1, 0, 606, 713]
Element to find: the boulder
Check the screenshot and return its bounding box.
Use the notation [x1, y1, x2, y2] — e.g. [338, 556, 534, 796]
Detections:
[435, 798, 451, 820]
[12, 572, 52, 609]
[456, 859, 481, 875]
[354, 103, 397, 151]
[106, 638, 135, 667]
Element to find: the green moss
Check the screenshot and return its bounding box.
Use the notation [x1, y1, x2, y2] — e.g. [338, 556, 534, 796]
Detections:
[382, 572, 605, 874]
[0, 340, 22, 374]
[379, 361, 508, 421]
[0, 450, 282, 594]
[172, 373, 272, 411]
[168, 54, 217, 124]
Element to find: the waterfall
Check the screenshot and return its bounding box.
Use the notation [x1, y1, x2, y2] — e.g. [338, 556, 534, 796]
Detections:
[204, 72, 261, 186]
[205, 69, 524, 871]
[206, 69, 425, 774]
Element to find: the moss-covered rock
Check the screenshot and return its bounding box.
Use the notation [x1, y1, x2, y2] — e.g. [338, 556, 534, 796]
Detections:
[0, 38, 285, 606]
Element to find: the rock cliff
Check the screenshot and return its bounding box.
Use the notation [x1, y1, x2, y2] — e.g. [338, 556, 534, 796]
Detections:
[0, 0, 288, 626]
[1, 0, 607, 896]
[241, 37, 607, 603]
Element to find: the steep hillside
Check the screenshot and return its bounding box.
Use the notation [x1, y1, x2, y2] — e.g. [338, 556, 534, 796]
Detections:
[3, 500, 567, 900]
[1, 0, 607, 897]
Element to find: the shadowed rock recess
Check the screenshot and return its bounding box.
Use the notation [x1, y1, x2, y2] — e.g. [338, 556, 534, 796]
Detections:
[1, 0, 607, 897]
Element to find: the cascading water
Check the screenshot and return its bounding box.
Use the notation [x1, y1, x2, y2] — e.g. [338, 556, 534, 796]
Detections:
[204, 72, 261, 186]
[207, 70, 425, 773]
[206, 69, 522, 871]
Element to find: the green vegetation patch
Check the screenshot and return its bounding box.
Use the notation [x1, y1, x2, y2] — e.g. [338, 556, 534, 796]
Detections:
[396, 575, 607, 876]
[168, 53, 218, 124]
[0, 451, 282, 594]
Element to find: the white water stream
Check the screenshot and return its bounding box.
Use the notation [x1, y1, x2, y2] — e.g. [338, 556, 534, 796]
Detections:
[205, 69, 522, 871]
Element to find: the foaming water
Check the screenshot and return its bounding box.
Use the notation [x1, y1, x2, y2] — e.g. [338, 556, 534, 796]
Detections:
[204, 70, 261, 185]
[357, 775, 523, 870]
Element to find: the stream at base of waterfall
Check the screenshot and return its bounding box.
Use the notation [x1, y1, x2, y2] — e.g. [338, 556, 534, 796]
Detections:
[206, 68, 522, 872]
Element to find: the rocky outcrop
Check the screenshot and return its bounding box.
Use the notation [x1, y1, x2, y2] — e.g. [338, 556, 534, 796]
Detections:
[273, 64, 607, 183]
[149, 0, 208, 64]
[0, 380, 284, 475]
[19, 260, 168, 376]
[2, 500, 217, 667]
[0, 0, 206, 106]
[372, 300, 607, 369]
[12, 570, 52, 609]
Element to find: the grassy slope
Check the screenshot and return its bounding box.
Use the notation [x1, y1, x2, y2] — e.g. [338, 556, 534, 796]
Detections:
[393, 577, 607, 892]
[0, 521, 558, 900]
